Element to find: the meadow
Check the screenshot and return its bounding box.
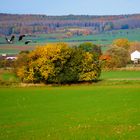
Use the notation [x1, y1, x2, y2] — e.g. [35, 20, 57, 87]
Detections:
[0, 28, 140, 139]
[0, 70, 140, 140]
[101, 70, 140, 80]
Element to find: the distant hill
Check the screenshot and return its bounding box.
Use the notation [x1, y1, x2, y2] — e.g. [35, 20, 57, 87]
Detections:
[0, 13, 140, 35]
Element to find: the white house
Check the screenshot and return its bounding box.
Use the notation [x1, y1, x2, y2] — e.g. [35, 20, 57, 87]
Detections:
[6, 56, 17, 60]
[131, 50, 140, 63]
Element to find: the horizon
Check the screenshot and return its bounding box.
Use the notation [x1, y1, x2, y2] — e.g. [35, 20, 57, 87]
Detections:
[0, 0, 140, 16]
[1, 12, 140, 17]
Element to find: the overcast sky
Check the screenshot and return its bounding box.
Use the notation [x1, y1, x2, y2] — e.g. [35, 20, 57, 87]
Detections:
[0, 0, 140, 15]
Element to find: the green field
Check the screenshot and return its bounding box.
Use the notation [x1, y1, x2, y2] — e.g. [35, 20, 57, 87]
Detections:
[1, 69, 140, 83]
[0, 85, 140, 140]
[0, 70, 17, 81]
[1, 28, 140, 54]
[101, 70, 140, 80]
[59, 28, 140, 45]
[0, 70, 140, 140]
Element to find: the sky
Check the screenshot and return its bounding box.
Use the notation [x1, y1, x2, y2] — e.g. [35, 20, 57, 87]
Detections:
[0, 0, 140, 16]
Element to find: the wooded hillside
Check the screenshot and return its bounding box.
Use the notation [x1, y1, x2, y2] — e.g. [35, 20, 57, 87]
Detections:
[0, 13, 140, 35]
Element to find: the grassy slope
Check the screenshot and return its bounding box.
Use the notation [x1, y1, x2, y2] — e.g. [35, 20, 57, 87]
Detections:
[0, 85, 140, 139]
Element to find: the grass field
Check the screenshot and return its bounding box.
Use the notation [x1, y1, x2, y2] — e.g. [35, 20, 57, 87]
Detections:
[0, 85, 140, 140]
[0, 69, 18, 81]
[1, 69, 140, 83]
[101, 70, 140, 80]
[0, 70, 140, 140]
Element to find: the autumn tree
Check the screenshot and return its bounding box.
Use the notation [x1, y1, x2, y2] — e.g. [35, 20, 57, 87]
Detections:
[78, 42, 102, 57]
[129, 42, 140, 53]
[99, 54, 111, 70]
[105, 47, 130, 68]
[14, 51, 29, 70]
[100, 38, 131, 69]
[112, 38, 130, 50]
[16, 43, 101, 84]
[79, 52, 101, 81]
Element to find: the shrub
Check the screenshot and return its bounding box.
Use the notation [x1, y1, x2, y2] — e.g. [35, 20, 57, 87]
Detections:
[105, 47, 130, 68]
[15, 43, 101, 84]
[78, 42, 102, 57]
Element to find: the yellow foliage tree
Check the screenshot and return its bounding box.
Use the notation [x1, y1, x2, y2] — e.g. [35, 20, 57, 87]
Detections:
[79, 52, 101, 81]
[16, 43, 101, 84]
[112, 38, 130, 50]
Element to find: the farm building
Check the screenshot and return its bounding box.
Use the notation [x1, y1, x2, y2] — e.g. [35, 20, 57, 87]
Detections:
[0, 54, 17, 60]
[6, 56, 17, 60]
[131, 50, 140, 63]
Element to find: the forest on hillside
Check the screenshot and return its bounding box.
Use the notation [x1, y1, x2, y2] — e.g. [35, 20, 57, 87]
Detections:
[0, 13, 140, 35]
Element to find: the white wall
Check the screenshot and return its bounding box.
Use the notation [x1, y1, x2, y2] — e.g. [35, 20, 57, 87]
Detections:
[131, 51, 140, 61]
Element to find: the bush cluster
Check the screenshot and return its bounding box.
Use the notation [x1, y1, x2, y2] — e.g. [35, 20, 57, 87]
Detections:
[15, 43, 101, 84]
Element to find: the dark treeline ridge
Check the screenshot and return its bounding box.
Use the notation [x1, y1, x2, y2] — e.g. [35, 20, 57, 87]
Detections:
[0, 13, 140, 35]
